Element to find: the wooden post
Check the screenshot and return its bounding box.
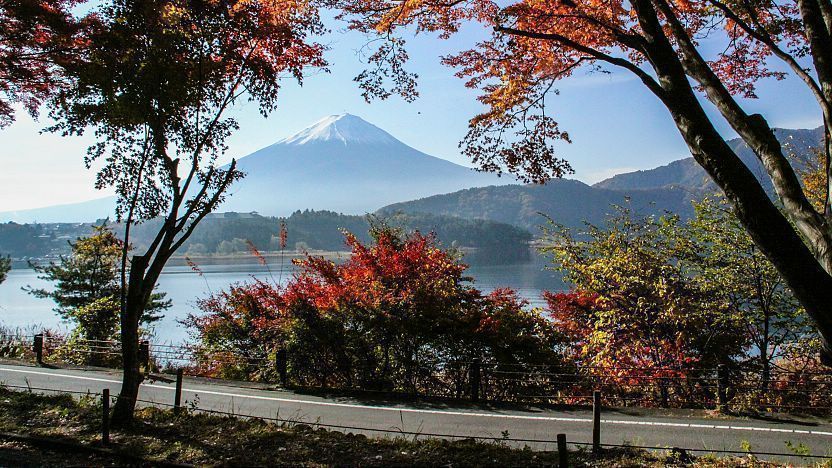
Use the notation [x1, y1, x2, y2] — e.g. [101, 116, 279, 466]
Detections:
[469, 358, 481, 402]
[102, 388, 110, 445]
[33, 334, 43, 365]
[275, 348, 288, 387]
[139, 341, 150, 373]
[174, 369, 184, 415]
[717, 364, 729, 412]
[557, 433, 568, 468]
[592, 390, 601, 453]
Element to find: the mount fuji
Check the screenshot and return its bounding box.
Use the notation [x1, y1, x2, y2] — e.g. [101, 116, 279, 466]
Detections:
[219, 113, 505, 215]
[0, 114, 506, 222]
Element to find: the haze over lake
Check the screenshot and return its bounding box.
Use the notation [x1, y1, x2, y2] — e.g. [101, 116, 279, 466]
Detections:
[0, 255, 565, 344]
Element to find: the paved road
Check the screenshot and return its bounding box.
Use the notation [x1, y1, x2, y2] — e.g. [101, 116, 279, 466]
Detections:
[2, 363, 831, 463]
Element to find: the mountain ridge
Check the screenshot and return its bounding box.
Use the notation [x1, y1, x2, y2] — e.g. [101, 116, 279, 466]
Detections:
[2, 120, 823, 227]
[379, 126, 825, 231]
[593, 126, 824, 192]
[378, 179, 697, 232]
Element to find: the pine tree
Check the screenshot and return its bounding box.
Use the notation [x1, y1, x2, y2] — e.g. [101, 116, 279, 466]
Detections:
[27, 225, 169, 365]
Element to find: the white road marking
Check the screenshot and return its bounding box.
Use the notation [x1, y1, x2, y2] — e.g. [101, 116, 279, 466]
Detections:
[3, 366, 832, 437]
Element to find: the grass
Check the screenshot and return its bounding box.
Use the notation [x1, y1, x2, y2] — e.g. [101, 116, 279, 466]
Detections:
[0, 386, 824, 467]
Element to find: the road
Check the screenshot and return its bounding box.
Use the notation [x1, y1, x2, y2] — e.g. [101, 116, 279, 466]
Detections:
[1, 363, 831, 463]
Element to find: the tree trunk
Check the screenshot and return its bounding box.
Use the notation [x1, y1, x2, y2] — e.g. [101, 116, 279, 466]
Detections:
[668, 73, 832, 369]
[631, 0, 832, 365]
[761, 308, 772, 393]
[110, 256, 149, 425]
[761, 357, 771, 394]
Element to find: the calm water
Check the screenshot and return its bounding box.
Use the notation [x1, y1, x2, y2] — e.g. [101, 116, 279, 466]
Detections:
[0, 254, 566, 344]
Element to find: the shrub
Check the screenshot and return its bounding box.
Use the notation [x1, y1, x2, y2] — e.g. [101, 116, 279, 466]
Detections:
[186, 226, 563, 398]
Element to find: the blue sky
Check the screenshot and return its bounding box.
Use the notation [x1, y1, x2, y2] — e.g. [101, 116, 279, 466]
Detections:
[0, 16, 823, 212]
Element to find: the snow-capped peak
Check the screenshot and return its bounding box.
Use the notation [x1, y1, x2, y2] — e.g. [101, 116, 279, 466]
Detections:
[279, 113, 399, 146]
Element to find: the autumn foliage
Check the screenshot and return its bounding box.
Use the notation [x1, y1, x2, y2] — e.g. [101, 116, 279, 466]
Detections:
[39, 0, 329, 423]
[0, 0, 80, 126]
[331, 0, 832, 365]
[187, 226, 562, 396]
[539, 204, 832, 410]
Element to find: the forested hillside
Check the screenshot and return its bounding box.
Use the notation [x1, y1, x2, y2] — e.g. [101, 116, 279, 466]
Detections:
[0, 223, 91, 259]
[128, 211, 531, 264]
[378, 179, 695, 231]
[0, 211, 532, 264]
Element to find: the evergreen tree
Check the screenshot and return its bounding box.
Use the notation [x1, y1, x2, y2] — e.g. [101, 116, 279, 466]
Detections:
[0, 255, 10, 285]
[27, 225, 169, 364]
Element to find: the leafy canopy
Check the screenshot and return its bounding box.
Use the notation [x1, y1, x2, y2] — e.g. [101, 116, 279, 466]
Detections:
[681, 197, 816, 383]
[542, 206, 748, 373]
[331, 0, 818, 183]
[47, 0, 328, 224]
[0, 0, 80, 126]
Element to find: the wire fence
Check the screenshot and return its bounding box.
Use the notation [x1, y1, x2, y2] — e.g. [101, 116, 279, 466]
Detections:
[3, 332, 832, 414]
[1, 382, 830, 464]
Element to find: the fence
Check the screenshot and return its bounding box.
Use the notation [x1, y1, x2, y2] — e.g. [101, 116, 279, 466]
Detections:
[2, 382, 831, 466]
[4, 332, 832, 414]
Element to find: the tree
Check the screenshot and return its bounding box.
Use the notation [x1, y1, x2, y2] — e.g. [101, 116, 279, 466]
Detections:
[48, 0, 326, 423]
[0, 255, 10, 285]
[544, 202, 816, 406]
[683, 198, 813, 390]
[332, 0, 832, 363]
[542, 207, 747, 374]
[0, 0, 79, 126]
[542, 207, 750, 407]
[27, 226, 169, 365]
[796, 149, 827, 212]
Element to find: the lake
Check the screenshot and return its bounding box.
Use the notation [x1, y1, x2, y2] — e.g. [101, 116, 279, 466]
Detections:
[0, 254, 566, 344]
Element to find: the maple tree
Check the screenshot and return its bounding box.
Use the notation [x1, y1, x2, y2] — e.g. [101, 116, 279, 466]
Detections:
[332, 0, 832, 363]
[48, 0, 326, 423]
[188, 226, 561, 396]
[0, 0, 79, 126]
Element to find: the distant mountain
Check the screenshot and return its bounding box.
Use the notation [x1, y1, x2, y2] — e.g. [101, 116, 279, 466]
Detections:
[219, 114, 505, 215]
[0, 197, 116, 224]
[3, 120, 822, 228]
[378, 179, 696, 232]
[379, 127, 824, 232]
[594, 127, 824, 193]
[0, 114, 504, 223]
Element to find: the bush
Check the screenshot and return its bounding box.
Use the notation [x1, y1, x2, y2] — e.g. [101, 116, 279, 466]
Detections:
[186, 226, 564, 398]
